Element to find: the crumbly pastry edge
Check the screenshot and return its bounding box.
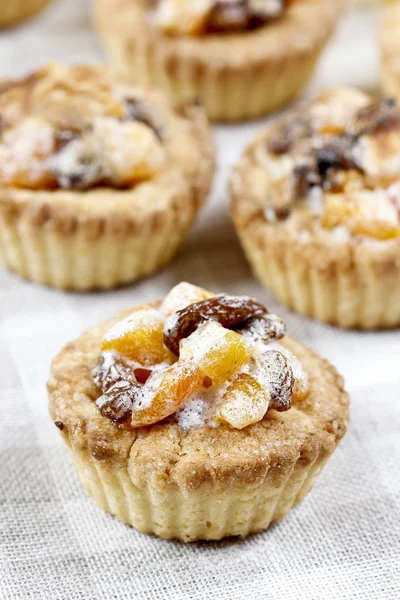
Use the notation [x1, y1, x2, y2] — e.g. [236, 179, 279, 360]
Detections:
[230, 135, 400, 330]
[0, 103, 215, 290]
[93, 0, 345, 122]
[48, 306, 349, 542]
[0, 0, 52, 27]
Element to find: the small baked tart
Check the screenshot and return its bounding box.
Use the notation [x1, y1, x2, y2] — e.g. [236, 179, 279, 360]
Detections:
[93, 0, 344, 121]
[0, 0, 52, 27]
[48, 282, 349, 542]
[231, 88, 400, 329]
[0, 63, 214, 290]
[381, 3, 400, 100]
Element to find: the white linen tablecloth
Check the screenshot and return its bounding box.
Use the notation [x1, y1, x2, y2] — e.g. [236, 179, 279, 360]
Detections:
[0, 1, 399, 598]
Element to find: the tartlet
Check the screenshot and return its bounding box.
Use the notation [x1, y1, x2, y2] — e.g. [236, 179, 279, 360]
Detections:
[381, 3, 400, 101]
[93, 0, 344, 121]
[48, 282, 349, 542]
[0, 63, 214, 290]
[231, 88, 400, 329]
[0, 0, 52, 27]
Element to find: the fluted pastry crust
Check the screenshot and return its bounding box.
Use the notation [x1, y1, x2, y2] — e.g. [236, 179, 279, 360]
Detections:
[93, 0, 344, 121]
[230, 90, 400, 329]
[0, 65, 215, 289]
[48, 304, 348, 541]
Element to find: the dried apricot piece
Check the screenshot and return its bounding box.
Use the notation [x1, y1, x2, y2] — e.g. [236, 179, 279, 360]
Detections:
[102, 306, 174, 366]
[214, 372, 270, 430]
[180, 321, 252, 386]
[130, 360, 203, 428]
[159, 282, 214, 318]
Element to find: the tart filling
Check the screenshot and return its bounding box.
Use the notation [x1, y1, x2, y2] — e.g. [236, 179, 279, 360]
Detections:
[0, 63, 166, 191]
[249, 88, 400, 242]
[150, 0, 286, 35]
[92, 282, 308, 431]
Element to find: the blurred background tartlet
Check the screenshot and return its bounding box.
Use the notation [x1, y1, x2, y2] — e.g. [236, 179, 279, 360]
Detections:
[0, 0, 53, 28]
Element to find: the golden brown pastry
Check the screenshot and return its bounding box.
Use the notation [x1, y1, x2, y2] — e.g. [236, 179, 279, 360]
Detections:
[231, 88, 400, 329]
[93, 0, 344, 121]
[0, 63, 214, 289]
[48, 282, 349, 542]
[0, 0, 53, 27]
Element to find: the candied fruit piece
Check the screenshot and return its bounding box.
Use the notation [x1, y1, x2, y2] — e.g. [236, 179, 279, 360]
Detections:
[102, 306, 174, 366]
[160, 282, 214, 318]
[322, 192, 400, 240]
[131, 360, 203, 428]
[180, 321, 252, 387]
[214, 372, 270, 430]
[164, 294, 270, 356]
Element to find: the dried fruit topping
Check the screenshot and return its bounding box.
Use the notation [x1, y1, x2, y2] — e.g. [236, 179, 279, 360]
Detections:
[130, 360, 203, 427]
[96, 380, 138, 426]
[261, 350, 294, 412]
[214, 372, 270, 429]
[160, 282, 214, 318]
[92, 284, 300, 431]
[267, 113, 312, 156]
[94, 352, 203, 428]
[102, 306, 174, 366]
[123, 98, 164, 140]
[348, 99, 400, 138]
[322, 191, 400, 240]
[180, 320, 252, 386]
[92, 350, 135, 391]
[154, 0, 285, 35]
[0, 64, 166, 191]
[237, 312, 286, 344]
[163, 294, 273, 356]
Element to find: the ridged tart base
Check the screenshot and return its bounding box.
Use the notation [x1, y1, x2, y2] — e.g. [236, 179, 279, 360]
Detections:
[0, 106, 214, 290]
[231, 175, 400, 330]
[0, 0, 52, 27]
[93, 0, 344, 122]
[48, 308, 349, 542]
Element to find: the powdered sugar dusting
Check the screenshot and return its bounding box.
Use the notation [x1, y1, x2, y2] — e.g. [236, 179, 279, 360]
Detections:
[177, 396, 210, 430]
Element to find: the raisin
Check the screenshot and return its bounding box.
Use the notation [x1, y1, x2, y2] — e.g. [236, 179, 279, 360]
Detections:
[96, 381, 138, 425]
[236, 312, 286, 344]
[92, 351, 136, 392]
[263, 350, 294, 412]
[123, 98, 163, 140]
[349, 99, 400, 138]
[163, 295, 271, 356]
